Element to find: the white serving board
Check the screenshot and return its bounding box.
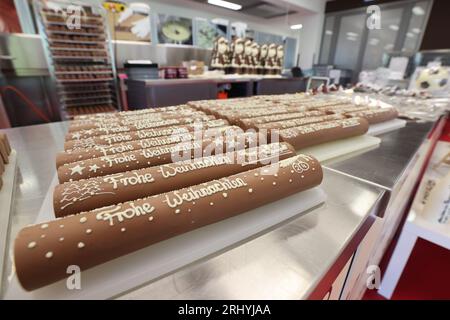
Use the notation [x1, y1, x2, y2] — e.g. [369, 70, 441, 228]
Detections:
[5, 185, 325, 300]
[368, 119, 407, 136]
[0, 150, 18, 296]
[299, 135, 381, 165]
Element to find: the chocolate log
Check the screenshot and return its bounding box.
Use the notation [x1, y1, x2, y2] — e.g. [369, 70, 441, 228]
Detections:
[68, 111, 209, 132]
[15, 154, 323, 291]
[238, 110, 325, 129]
[255, 114, 346, 130]
[65, 116, 216, 141]
[220, 106, 309, 123]
[0, 158, 4, 175]
[322, 106, 370, 114]
[277, 117, 369, 150]
[63, 119, 229, 151]
[0, 132, 11, 154]
[58, 131, 266, 183]
[0, 141, 8, 164]
[345, 108, 398, 124]
[54, 142, 295, 217]
[72, 105, 195, 121]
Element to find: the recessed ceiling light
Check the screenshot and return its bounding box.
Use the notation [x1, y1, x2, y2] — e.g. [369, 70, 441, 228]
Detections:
[412, 28, 421, 34]
[290, 24, 303, 30]
[207, 0, 242, 11]
[347, 36, 357, 41]
[325, 30, 333, 36]
[406, 32, 415, 38]
[346, 32, 358, 37]
[384, 44, 394, 50]
[412, 6, 425, 16]
[389, 24, 399, 31]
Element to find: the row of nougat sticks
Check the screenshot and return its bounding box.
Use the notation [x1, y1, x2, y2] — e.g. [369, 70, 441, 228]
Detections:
[57, 98, 382, 180]
[0, 133, 12, 191]
[187, 96, 399, 129]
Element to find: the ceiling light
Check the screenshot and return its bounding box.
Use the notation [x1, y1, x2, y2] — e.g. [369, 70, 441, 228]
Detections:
[347, 36, 357, 41]
[346, 32, 358, 37]
[207, 0, 242, 11]
[389, 24, 399, 31]
[290, 24, 303, 30]
[384, 44, 394, 50]
[412, 6, 425, 16]
[325, 30, 333, 36]
[369, 38, 379, 46]
[412, 28, 421, 34]
[406, 32, 415, 38]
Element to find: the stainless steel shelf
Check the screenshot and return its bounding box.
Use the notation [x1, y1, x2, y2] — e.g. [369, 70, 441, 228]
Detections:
[43, 20, 103, 29]
[46, 30, 105, 37]
[48, 38, 107, 45]
[56, 77, 114, 83]
[60, 88, 112, 95]
[51, 46, 106, 52]
[52, 55, 109, 61]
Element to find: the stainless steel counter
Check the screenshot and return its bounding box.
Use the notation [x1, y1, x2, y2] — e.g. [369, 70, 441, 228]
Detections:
[0, 120, 435, 299]
[328, 121, 435, 191]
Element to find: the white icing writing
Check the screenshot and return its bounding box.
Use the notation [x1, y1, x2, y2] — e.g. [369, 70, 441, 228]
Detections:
[95, 202, 155, 226]
[163, 178, 247, 208]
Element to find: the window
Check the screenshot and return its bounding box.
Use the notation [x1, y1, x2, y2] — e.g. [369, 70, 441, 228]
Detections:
[319, 16, 335, 64]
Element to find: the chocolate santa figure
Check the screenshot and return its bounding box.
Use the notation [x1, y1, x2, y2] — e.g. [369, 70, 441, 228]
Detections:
[265, 43, 277, 75]
[210, 36, 230, 72]
[250, 42, 260, 75]
[258, 44, 268, 75]
[230, 37, 245, 74]
[275, 44, 284, 75]
[243, 39, 253, 74]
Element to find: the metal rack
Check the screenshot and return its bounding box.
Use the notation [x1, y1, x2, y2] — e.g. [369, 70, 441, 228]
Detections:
[33, 0, 119, 119]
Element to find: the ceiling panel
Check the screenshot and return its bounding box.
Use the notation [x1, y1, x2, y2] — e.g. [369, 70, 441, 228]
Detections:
[191, 0, 297, 19]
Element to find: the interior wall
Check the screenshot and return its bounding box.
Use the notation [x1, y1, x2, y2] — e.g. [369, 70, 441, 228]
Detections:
[420, 0, 450, 50]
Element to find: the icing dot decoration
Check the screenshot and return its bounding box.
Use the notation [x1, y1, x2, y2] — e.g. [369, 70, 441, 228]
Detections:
[28, 242, 36, 249]
[41, 234, 46, 239]
[121, 228, 126, 233]
[86, 229, 92, 234]
[222, 192, 228, 198]
[59, 237, 64, 242]
[45, 252, 53, 259]
[210, 202, 214, 206]
[59, 225, 64, 228]
[248, 188, 253, 193]
[78, 242, 85, 249]
[273, 182, 277, 186]
[175, 209, 181, 214]
[80, 217, 87, 224]
[41, 224, 48, 230]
